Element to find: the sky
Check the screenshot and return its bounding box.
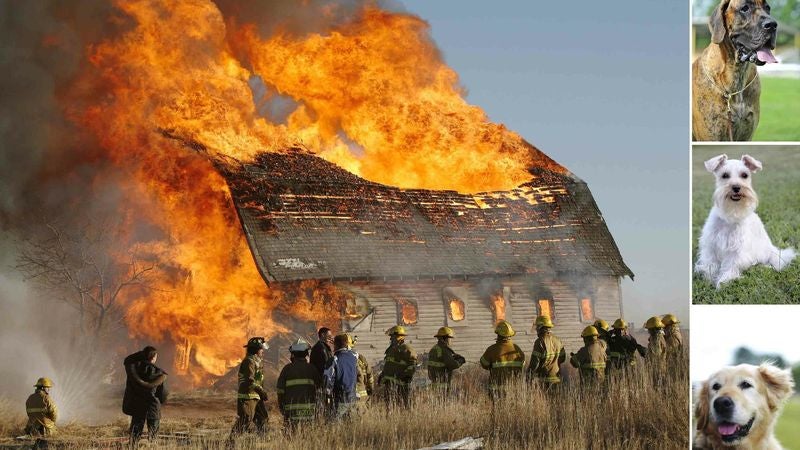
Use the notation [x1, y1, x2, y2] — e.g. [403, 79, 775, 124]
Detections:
[692, 306, 800, 381]
[400, 1, 691, 327]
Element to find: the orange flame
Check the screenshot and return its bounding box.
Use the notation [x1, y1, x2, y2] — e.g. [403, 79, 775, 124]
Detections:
[448, 298, 465, 322]
[538, 299, 553, 319]
[397, 298, 418, 326]
[580, 298, 594, 322]
[491, 293, 506, 324]
[58, 0, 566, 383]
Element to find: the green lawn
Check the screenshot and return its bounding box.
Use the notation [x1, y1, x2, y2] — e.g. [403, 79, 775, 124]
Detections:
[693, 146, 800, 303]
[753, 77, 800, 142]
[776, 397, 800, 448]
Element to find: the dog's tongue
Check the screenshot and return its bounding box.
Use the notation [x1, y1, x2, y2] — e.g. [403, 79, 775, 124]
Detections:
[756, 48, 778, 64]
[719, 423, 740, 436]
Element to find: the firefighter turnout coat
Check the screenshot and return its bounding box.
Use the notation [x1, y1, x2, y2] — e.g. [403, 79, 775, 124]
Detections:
[276, 358, 322, 422]
[380, 340, 418, 387]
[570, 341, 607, 383]
[480, 338, 525, 391]
[356, 353, 374, 399]
[237, 354, 268, 401]
[25, 389, 57, 436]
[427, 342, 465, 388]
[527, 332, 566, 385]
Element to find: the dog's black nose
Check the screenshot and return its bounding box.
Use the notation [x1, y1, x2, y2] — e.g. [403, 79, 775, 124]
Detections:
[763, 18, 777, 31]
[732, 186, 741, 193]
[714, 396, 735, 416]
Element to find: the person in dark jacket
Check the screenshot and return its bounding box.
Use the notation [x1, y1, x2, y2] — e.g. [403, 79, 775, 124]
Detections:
[310, 327, 334, 376]
[127, 346, 168, 444]
[329, 334, 359, 420]
[123, 346, 165, 419]
[277, 339, 322, 431]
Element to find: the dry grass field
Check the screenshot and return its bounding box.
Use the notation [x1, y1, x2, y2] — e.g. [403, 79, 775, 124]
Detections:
[0, 357, 688, 450]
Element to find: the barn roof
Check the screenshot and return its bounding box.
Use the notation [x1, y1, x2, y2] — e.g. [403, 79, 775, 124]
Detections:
[218, 150, 633, 283]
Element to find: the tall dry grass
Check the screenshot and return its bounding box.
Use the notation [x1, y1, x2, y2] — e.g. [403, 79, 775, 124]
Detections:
[0, 357, 688, 449]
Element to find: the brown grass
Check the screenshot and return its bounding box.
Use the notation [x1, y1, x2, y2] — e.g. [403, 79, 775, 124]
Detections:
[0, 358, 688, 449]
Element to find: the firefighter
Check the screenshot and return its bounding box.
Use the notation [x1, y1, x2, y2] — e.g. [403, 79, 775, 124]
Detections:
[662, 313, 684, 360]
[228, 337, 270, 442]
[378, 325, 418, 407]
[645, 316, 667, 363]
[526, 316, 566, 387]
[593, 319, 611, 350]
[607, 318, 646, 370]
[427, 327, 466, 393]
[276, 338, 321, 431]
[25, 378, 57, 437]
[569, 326, 607, 384]
[348, 334, 375, 405]
[480, 320, 525, 399]
[127, 347, 168, 445]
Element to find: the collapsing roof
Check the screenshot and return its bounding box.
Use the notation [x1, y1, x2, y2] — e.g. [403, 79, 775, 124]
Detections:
[217, 150, 632, 283]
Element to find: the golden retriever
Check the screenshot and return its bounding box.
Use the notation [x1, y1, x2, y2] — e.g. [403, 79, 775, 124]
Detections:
[695, 363, 795, 449]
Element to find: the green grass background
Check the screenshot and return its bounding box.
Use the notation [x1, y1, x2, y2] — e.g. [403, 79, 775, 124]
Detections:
[776, 397, 800, 448]
[753, 77, 800, 142]
[693, 146, 800, 303]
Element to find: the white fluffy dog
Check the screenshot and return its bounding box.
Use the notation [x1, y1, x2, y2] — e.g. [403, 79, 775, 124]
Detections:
[696, 154, 795, 288]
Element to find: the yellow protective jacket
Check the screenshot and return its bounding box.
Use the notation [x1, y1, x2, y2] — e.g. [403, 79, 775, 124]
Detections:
[480, 338, 525, 388]
[427, 342, 465, 387]
[276, 358, 322, 421]
[356, 352, 374, 398]
[648, 331, 667, 362]
[527, 332, 566, 384]
[237, 354, 267, 400]
[380, 340, 418, 386]
[570, 341, 607, 383]
[664, 325, 683, 358]
[25, 389, 57, 436]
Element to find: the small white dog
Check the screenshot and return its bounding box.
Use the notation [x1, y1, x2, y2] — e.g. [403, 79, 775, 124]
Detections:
[696, 154, 795, 288]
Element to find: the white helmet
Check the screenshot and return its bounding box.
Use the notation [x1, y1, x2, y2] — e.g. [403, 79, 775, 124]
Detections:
[289, 338, 311, 352]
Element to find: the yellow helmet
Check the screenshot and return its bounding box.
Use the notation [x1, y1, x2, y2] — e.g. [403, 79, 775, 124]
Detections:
[645, 316, 664, 329]
[612, 318, 628, 330]
[386, 325, 407, 336]
[34, 377, 53, 388]
[494, 320, 516, 337]
[593, 319, 610, 331]
[662, 314, 680, 326]
[535, 315, 554, 329]
[434, 327, 455, 338]
[581, 326, 599, 338]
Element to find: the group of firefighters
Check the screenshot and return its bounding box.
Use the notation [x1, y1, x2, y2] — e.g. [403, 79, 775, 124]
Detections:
[23, 313, 682, 442]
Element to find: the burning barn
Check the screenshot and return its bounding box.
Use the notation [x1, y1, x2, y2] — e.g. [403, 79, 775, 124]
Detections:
[218, 149, 633, 361]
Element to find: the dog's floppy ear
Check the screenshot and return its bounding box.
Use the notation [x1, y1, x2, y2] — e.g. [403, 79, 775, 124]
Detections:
[758, 363, 795, 411]
[704, 154, 728, 173]
[709, 0, 731, 44]
[741, 155, 762, 173]
[694, 381, 710, 432]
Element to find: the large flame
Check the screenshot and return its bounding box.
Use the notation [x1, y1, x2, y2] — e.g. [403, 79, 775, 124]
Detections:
[56, 0, 565, 383]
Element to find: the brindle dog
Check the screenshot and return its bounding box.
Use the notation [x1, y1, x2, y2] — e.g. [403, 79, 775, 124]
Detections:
[692, 0, 778, 141]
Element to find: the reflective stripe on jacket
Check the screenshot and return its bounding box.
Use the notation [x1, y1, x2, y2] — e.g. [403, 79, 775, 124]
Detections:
[356, 353, 374, 398]
[427, 342, 463, 385]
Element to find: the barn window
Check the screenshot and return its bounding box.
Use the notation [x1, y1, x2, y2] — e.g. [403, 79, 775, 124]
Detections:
[447, 297, 465, 322]
[490, 292, 506, 324]
[537, 299, 553, 320]
[580, 298, 594, 322]
[396, 298, 418, 326]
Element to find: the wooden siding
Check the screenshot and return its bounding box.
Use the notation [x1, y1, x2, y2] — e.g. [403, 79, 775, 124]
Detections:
[337, 275, 622, 366]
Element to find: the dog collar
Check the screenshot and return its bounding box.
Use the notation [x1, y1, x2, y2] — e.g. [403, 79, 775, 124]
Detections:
[699, 61, 759, 141]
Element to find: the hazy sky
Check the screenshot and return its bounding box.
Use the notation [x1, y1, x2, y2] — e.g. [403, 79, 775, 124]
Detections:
[400, 1, 691, 327]
[692, 306, 799, 381]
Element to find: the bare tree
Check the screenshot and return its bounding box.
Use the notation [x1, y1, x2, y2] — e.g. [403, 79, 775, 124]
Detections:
[16, 217, 157, 341]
